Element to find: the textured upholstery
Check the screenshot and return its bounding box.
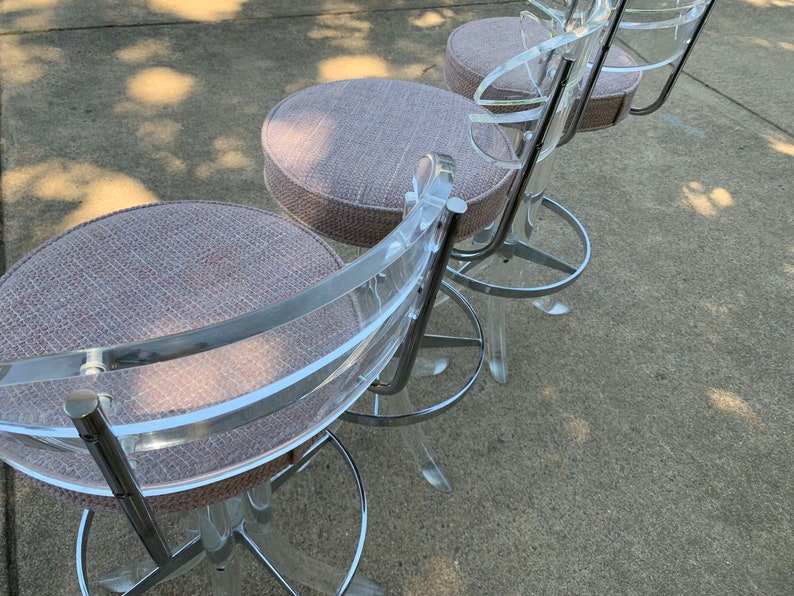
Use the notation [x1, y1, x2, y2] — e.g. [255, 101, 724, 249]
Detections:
[444, 17, 642, 132]
[262, 78, 516, 248]
[0, 201, 358, 513]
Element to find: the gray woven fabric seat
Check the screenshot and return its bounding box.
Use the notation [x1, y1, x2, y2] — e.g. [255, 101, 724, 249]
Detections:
[444, 16, 642, 132]
[262, 78, 515, 248]
[0, 201, 355, 513]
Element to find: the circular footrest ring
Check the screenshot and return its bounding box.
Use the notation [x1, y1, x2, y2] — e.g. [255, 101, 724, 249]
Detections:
[74, 431, 368, 595]
[341, 281, 484, 428]
[446, 196, 590, 299]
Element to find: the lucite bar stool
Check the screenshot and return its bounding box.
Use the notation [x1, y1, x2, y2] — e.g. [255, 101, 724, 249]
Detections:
[596, 0, 717, 118]
[445, 0, 717, 142]
[442, 0, 642, 321]
[440, 0, 716, 379]
[444, 3, 641, 136]
[261, 79, 500, 491]
[261, 2, 610, 394]
[265, 0, 611, 385]
[0, 154, 475, 594]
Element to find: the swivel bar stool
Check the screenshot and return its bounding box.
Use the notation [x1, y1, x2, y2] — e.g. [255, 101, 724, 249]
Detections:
[0, 154, 473, 594]
[262, 0, 611, 385]
[443, 0, 718, 314]
[445, 0, 717, 139]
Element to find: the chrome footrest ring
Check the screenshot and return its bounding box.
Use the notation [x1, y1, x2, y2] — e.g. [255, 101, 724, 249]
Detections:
[446, 196, 590, 299]
[342, 281, 484, 428]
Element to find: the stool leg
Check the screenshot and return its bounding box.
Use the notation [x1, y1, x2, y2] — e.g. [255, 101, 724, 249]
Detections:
[524, 191, 571, 316]
[378, 389, 453, 493]
[209, 557, 242, 596]
[410, 355, 449, 377]
[531, 294, 571, 315]
[199, 500, 242, 595]
[243, 478, 382, 594]
[485, 290, 509, 385]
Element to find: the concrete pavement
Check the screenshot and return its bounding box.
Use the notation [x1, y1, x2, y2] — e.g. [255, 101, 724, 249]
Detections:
[1, 1, 792, 594]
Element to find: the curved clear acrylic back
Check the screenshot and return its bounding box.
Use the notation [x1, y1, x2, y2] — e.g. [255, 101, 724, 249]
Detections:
[604, 0, 710, 72]
[468, 0, 612, 168]
[0, 155, 454, 499]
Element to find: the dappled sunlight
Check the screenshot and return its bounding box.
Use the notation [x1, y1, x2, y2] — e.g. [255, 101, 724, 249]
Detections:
[741, 0, 794, 6]
[537, 385, 560, 403]
[764, 132, 794, 157]
[0, 0, 56, 31]
[115, 66, 197, 115]
[749, 37, 794, 52]
[698, 297, 744, 345]
[62, 177, 159, 228]
[306, 7, 446, 83]
[264, 109, 334, 158]
[4, 159, 159, 229]
[126, 66, 196, 105]
[116, 39, 175, 63]
[145, 0, 248, 21]
[137, 118, 182, 145]
[318, 55, 390, 82]
[391, 38, 444, 80]
[679, 182, 734, 217]
[309, 11, 372, 51]
[0, 0, 56, 10]
[410, 10, 453, 28]
[402, 555, 465, 596]
[0, 36, 61, 86]
[195, 135, 254, 180]
[702, 299, 731, 317]
[708, 388, 762, 427]
[565, 417, 592, 443]
[153, 151, 187, 174]
[136, 119, 187, 174]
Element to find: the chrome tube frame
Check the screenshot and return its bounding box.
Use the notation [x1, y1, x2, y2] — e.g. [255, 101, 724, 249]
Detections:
[558, 0, 631, 146]
[72, 430, 367, 595]
[562, 0, 717, 136]
[629, 0, 717, 116]
[344, 281, 484, 427]
[449, 56, 577, 265]
[445, 57, 591, 299]
[371, 197, 468, 397]
[238, 431, 367, 596]
[446, 195, 590, 299]
[65, 390, 172, 567]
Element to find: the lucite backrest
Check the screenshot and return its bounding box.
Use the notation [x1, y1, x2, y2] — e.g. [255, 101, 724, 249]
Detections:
[468, 0, 611, 174]
[0, 154, 460, 502]
[603, 0, 711, 73]
[540, 0, 715, 141]
[527, 0, 710, 72]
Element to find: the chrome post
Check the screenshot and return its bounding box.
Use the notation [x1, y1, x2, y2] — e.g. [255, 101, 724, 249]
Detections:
[450, 56, 577, 264]
[630, 0, 718, 116]
[373, 196, 467, 396]
[65, 389, 173, 566]
[558, 0, 630, 146]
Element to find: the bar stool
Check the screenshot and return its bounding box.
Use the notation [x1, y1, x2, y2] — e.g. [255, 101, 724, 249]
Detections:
[438, 0, 716, 374]
[0, 154, 475, 594]
[261, 0, 611, 385]
[444, 0, 717, 143]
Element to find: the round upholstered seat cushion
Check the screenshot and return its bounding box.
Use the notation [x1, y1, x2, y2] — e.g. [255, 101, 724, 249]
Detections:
[0, 202, 358, 513]
[262, 78, 515, 248]
[444, 17, 642, 132]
